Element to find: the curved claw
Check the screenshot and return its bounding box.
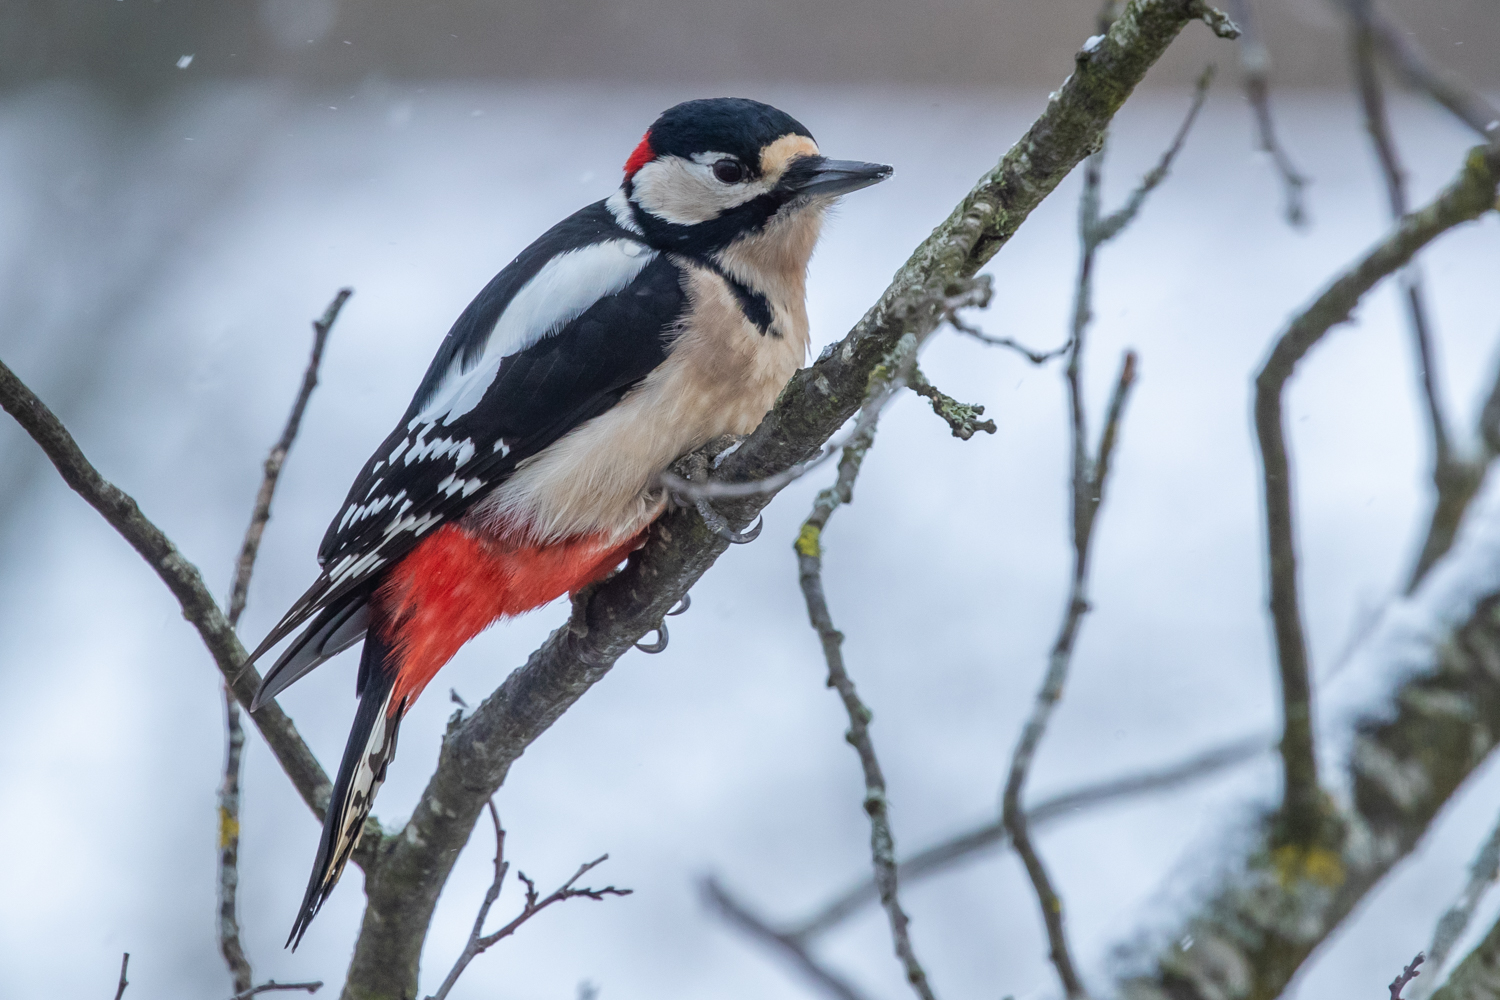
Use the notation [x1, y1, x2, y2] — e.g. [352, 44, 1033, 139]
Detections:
[667, 593, 691, 616]
[724, 515, 764, 545]
[635, 622, 669, 654]
[694, 494, 763, 545]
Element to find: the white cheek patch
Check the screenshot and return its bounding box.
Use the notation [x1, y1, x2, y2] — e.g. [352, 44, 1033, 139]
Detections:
[630, 154, 772, 225]
[412, 239, 657, 429]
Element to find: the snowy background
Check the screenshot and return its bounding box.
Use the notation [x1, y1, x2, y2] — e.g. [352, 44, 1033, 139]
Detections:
[2, 78, 1499, 999]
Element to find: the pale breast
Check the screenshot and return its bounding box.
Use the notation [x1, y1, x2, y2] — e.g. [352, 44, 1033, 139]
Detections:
[469, 254, 812, 545]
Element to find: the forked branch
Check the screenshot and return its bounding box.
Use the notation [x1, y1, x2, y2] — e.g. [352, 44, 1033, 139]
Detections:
[426, 802, 630, 1000]
[788, 732, 1268, 941]
[1253, 145, 1500, 845]
[704, 879, 873, 1000]
[0, 361, 337, 826]
[793, 333, 938, 1000]
[1109, 146, 1500, 1000]
[1223, 0, 1308, 226]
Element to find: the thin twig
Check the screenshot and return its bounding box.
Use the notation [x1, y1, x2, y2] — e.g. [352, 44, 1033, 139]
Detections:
[113, 953, 129, 1000]
[1000, 68, 1193, 995]
[1404, 344, 1500, 600]
[1003, 347, 1137, 1000]
[1341, 1, 1500, 591]
[428, 801, 507, 1000]
[907, 367, 996, 440]
[789, 732, 1268, 941]
[217, 289, 348, 998]
[426, 803, 630, 1000]
[0, 360, 339, 825]
[217, 691, 252, 994]
[1093, 64, 1215, 244]
[704, 879, 873, 1000]
[1253, 145, 1500, 844]
[227, 288, 350, 626]
[794, 335, 937, 1000]
[948, 315, 1071, 365]
[1365, 8, 1500, 144]
[1390, 953, 1424, 1000]
[1345, 1, 1458, 595]
[1223, 0, 1308, 226]
[226, 981, 323, 1000]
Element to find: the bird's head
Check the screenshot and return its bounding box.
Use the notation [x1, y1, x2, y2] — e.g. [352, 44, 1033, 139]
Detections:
[613, 97, 892, 255]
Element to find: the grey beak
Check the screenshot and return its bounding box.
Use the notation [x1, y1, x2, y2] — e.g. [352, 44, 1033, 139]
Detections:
[790, 157, 893, 198]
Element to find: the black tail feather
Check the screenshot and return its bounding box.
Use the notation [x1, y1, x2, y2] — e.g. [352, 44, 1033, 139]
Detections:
[251, 593, 370, 711]
[287, 631, 405, 949]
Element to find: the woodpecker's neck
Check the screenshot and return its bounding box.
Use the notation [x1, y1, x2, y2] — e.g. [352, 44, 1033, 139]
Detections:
[712, 201, 824, 345]
[606, 184, 824, 343]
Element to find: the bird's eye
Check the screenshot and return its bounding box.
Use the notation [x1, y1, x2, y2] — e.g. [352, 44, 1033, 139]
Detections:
[712, 159, 746, 184]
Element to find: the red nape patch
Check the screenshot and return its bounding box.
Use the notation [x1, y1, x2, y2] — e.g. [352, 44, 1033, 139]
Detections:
[623, 131, 654, 178]
[375, 524, 646, 709]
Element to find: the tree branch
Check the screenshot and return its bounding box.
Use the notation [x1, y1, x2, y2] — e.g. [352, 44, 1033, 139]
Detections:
[1004, 347, 1137, 1000]
[908, 366, 997, 441]
[227, 982, 323, 1000]
[1001, 57, 1204, 994]
[946, 315, 1070, 364]
[1253, 145, 1500, 846]
[1364, 7, 1500, 145]
[217, 691, 253, 995]
[1392, 954, 1426, 1000]
[1092, 64, 1214, 244]
[218, 289, 350, 994]
[1342, 1, 1468, 595]
[795, 333, 938, 1000]
[113, 953, 129, 1000]
[1117, 144, 1500, 1000]
[788, 733, 1269, 942]
[1222, 0, 1308, 226]
[424, 802, 630, 1000]
[704, 879, 874, 1000]
[0, 360, 340, 830]
[227, 289, 350, 626]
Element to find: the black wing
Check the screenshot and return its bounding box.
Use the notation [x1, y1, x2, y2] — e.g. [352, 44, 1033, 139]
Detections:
[248, 202, 685, 688]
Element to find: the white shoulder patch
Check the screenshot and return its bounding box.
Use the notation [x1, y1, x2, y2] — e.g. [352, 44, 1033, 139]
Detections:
[411, 239, 657, 429]
[606, 188, 642, 234]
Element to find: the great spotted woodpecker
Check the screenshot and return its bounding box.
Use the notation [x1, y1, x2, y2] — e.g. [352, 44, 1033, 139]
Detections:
[247, 97, 891, 946]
